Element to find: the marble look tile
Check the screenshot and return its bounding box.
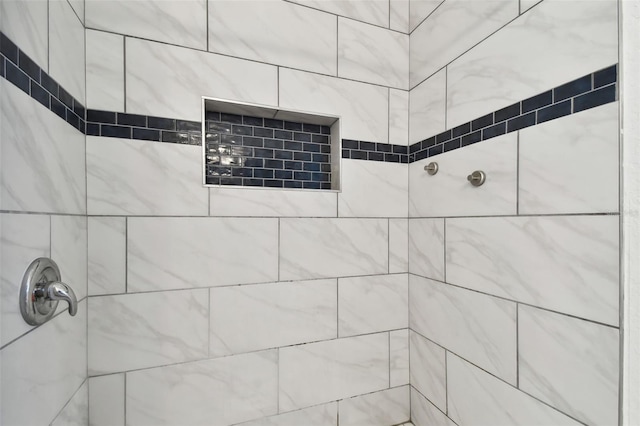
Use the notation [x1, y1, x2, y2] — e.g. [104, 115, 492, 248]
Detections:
[338, 160, 408, 217]
[51, 381, 89, 426]
[410, 387, 455, 426]
[88, 217, 126, 296]
[390, 329, 410, 387]
[390, 219, 409, 273]
[236, 403, 338, 426]
[0, 213, 49, 347]
[49, 0, 85, 102]
[126, 38, 277, 121]
[409, 69, 446, 144]
[410, 0, 518, 88]
[128, 217, 278, 291]
[409, 133, 517, 217]
[89, 374, 125, 426]
[409, 331, 446, 411]
[339, 386, 410, 426]
[408, 219, 444, 280]
[521, 0, 543, 13]
[89, 289, 209, 374]
[1, 301, 87, 426]
[288, 0, 389, 27]
[210, 279, 337, 357]
[519, 102, 619, 214]
[86, 30, 125, 111]
[0, 0, 48, 70]
[86, 0, 206, 50]
[446, 0, 618, 128]
[447, 353, 581, 426]
[52, 215, 88, 302]
[338, 18, 409, 89]
[338, 274, 408, 337]
[389, 89, 409, 145]
[127, 351, 278, 426]
[519, 305, 619, 426]
[1, 80, 86, 214]
[279, 334, 389, 411]
[86, 137, 208, 216]
[209, 187, 337, 217]
[409, 0, 443, 32]
[409, 275, 517, 384]
[446, 215, 619, 325]
[390, 0, 410, 33]
[209, 1, 336, 75]
[67, 0, 84, 23]
[280, 218, 388, 280]
[279, 68, 388, 142]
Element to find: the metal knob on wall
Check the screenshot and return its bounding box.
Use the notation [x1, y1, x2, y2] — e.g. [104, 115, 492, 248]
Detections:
[424, 162, 438, 175]
[467, 170, 486, 187]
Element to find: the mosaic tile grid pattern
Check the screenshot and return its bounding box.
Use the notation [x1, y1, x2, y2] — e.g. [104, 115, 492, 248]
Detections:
[342, 139, 409, 163]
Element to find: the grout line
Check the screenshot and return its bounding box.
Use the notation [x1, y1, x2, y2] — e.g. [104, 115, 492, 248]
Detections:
[408, 0, 445, 36]
[388, 218, 391, 274]
[125, 217, 128, 293]
[411, 385, 456, 424]
[277, 218, 281, 281]
[443, 218, 447, 282]
[516, 303, 520, 388]
[206, 0, 209, 52]
[516, 131, 520, 215]
[388, 331, 391, 388]
[445, 350, 449, 415]
[124, 373, 127, 424]
[123, 37, 127, 113]
[208, 288, 211, 358]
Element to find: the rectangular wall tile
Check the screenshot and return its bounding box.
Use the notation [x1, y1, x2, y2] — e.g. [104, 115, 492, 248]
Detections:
[236, 403, 338, 426]
[409, 68, 446, 144]
[446, 215, 619, 325]
[521, 0, 543, 13]
[519, 102, 619, 214]
[279, 334, 389, 411]
[89, 289, 209, 374]
[410, 387, 455, 426]
[390, 0, 410, 33]
[338, 386, 410, 426]
[126, 351, 278, 426]
[519, 305, 619, 426]
[447, 354, 581, 426]
[128, 217, 278, 291]
[49, 0, 85, 102]
[391, 329, 410, 387]
[288, 0, 389, 27]
[390, 219, 409, 273]
[409, 275, 517, 384]
[338, 274, 408, 337]
[389, 89, 409, 145]
[0, 0, 48, 70]
[88, 217, 126, 296]
[87, 137, 208, 216]
[209, 1, 336, 75]
[409, 331, 446, 411]
[51, 381, 88, 426]
[409, 0, 443, 32]
[86, 29, 125, 111]
[89, 374, 125, 426]
[52, 215, 87, 302]
[280, 218, 388, 280]
[210, 279, 337, 357]
[408, 219, 444, 280]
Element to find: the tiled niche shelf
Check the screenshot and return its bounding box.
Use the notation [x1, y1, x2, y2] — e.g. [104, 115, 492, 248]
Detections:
[203, 98, 340, 190]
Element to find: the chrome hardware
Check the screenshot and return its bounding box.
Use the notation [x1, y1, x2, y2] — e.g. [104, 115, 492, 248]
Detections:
[424, 162, 439, 175]
[467, 170, 486, 187]
[19, 258, 78, 326]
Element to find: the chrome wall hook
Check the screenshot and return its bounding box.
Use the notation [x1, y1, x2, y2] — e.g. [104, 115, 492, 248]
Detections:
[467, 170, 486, 187]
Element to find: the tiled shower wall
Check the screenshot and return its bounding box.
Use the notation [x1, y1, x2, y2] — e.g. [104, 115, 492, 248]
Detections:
[407, 1, 620, 426]
[0, 0, 88, 424]
[85, 1, 411, 425]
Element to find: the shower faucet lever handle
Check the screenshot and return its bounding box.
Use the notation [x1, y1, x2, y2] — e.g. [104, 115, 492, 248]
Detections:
[46, 281, 78, 316]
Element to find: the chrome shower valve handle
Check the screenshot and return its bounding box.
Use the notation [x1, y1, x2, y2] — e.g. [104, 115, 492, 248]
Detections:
[45, 281, 78, 316]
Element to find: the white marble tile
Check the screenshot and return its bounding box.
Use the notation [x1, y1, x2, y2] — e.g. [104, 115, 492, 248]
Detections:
[409, 331, 446, 411]
[446, 0, 618, 129]
[49, 0, 85, 102]
[67, 0, 84, 23]
[86, 29, 125, 112]
[519, 305, 619, 426]
[409, 68, 446, 144]
[389, 89, 409, 145]
[52, 381, 89, 426]
[88, 217, 126, 296]
[280, 218, 388, 280]
[409, 0, 443, 32]
[410, 387, 455, 426]
[519, 102, 619, 214]
[338, 274, 408, 337]
[86, 137, 208, 216]
[0, 213, 49, 347]
[390, 0, 410, 33]
[89, 289, 209, 374]
[86, 0, 206, 50]
[1, 300, 87, 426]
[446, 215, 619, 325]
[408, 219, 444, 280]
[338, 160, 408, 217]
[236, 403, 338, 426]
[390, 219, 409, 273]
[288, 0, 389, 28]
[521, 0, 543, 13]
[0, 0, 48, 70]
[52, 215, 88, 302]
[210, 279, 337, 357]
[279, 334, 389, 411]
[409, 275, 517, 384]
[209, 187, 337, 217]
[339, 386, 410, 426]
[279, 68, 388, 142]
[409, 133, 517, 217]
[128, 217, 278, 291]
[410, 0, 518, 88]
[1, 80, 86, 214]
[126, 38, 278, 121]
[89, 374, 125, 426]
[447, 353, 582, 426]
[127, 351, 278, 426]
[209, 1, 336, 75]
[390, 329, 410, 387]
[338, 18, 409, 89]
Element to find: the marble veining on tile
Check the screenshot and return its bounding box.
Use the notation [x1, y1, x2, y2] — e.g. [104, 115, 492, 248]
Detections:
[390, 329, 410, 387]
[408, 218, 445, 280]
[288, 0, 389, 28]
[409, 331, 446, 411]
[51, 381, 88, 426]
[410, 387, 455, 426]
[86, 29, 125, 111]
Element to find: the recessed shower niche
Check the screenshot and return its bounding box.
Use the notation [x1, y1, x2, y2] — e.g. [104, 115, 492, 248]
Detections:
[202, 98, 341, 190]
